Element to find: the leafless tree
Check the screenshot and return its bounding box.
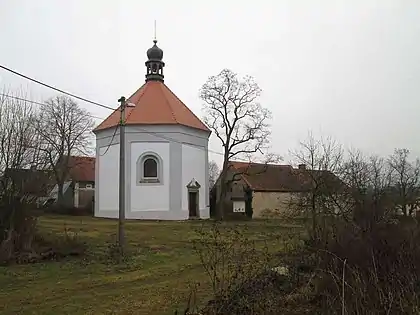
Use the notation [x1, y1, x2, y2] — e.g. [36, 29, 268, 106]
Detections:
[34, 95, 94, 206]
[388, 148, 420, 216]
[338, 150, 398, 229]
[288, 133, 345, 239]
[291, 133, 344, 173]
[307, 148, 420, 314]
[200, 69, 272, 219]
[0, 89, 49, 199]
[289, 133, 418, 240]
[0, 88, 51, 261]
[209, 160, 220, 189]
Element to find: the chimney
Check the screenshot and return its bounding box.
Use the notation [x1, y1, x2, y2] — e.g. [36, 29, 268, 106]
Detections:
[298, 164, 306, 170]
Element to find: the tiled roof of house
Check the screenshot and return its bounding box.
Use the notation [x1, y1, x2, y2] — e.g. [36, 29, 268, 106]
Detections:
[67, 156, 95, 182]
[94, 81, 210, 133]
[229, 161, 342, 192]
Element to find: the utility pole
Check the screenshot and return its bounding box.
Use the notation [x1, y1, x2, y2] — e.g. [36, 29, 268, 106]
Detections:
[117, 96, 126, 255]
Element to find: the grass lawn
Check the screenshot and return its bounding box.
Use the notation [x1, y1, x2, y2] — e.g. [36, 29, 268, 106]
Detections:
[0, 215, 302, 315]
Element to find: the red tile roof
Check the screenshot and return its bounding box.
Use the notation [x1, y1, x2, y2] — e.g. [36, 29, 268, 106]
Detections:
[67, 156, 95, 182]
[94, 81, 210, 132]
[229, 161, 342, 192]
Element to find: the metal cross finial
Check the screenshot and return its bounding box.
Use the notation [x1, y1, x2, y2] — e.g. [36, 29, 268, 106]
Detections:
[154, 20, 157, 41]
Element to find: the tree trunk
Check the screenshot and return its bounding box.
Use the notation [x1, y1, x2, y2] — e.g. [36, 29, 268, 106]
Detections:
[310, 191, 319, 243]
[216, 167, 229, 220]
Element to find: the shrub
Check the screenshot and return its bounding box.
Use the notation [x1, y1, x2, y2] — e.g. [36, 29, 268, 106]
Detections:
[311, 208, 420, 315]
[0, 198, 88, 265]
[201, 271, 292, 315]
[0, 198, 38, 263]
[188, 221, 290, 314]
[18, 227, 88, 264]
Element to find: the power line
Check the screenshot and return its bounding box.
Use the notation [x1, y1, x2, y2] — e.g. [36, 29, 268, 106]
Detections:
[1, 92, 227, 158]
[99, 124, 119, 156]
[0, 67, 267, 162]
[98, 123, 229, 158]
[101, 123, 265, 162]
[132, 126, 226, 157]
[0, 93, 106, 121]
[0, 64, 115, 111]
[1, 92, 228, 158]
[1, 93, 254, 161]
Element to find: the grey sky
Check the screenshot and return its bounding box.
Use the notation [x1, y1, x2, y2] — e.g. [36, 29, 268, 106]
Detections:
[1, 0, 419, 166]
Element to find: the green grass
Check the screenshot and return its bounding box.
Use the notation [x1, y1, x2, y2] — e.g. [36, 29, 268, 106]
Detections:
[0, 215, 302, 315]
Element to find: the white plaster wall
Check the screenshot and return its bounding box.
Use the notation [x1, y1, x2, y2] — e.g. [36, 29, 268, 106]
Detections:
[98, 144, 119, 212]
[130, 142, 170, 211]
[181, 144, 206, 212]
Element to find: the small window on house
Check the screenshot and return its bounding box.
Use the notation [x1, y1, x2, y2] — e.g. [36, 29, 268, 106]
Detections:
[137, 153, 162, 185]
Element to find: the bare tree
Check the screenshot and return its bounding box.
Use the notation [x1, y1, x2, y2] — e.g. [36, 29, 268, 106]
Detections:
[200, 69, 272, 219]
[289, 133, 345, 240]
[289, 134, 419, 240]
[310, 149, 420, 314]
[34, 95, 94, 207]
[208, 160, 220, 189]
[0, 89, 49, 199]
[0, 89, 51, 261]
[388, 148, 420, 216]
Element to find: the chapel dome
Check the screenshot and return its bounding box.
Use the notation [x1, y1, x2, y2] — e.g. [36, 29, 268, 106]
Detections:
[147, 40, 163, 61]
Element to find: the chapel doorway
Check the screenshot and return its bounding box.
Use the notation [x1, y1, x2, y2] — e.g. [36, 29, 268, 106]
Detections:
[186, 178, 201, 219]
[188, 191, 198, 218]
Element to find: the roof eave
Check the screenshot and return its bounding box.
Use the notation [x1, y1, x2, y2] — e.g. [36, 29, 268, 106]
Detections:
[96, 122, 211, 134]
[93, 124, 119, 134]
[92, 125, 106, 134]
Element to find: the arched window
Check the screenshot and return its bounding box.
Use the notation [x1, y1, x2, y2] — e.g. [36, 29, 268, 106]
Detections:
[136, 152, 163, 185]
[143, 157, 157, 178]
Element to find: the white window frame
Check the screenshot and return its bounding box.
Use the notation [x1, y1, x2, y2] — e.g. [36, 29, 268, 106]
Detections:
[136, 152, 163, 186]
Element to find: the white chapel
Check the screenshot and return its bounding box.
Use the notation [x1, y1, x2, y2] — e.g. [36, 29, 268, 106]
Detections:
[93, 39, 211, 220]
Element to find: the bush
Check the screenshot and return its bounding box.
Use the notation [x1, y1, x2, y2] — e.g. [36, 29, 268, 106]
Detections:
[187, 221, 289, 314]
[0, 198, 88, 265]
[185, 205, 420, 314]
[0, 198, 38, 263]
[177, 221, 314, 315]
[19, 227, 88, 264]
[312, 218, 420, 314]
[201, 271, 291, 315]
[50, 226, 88, 257]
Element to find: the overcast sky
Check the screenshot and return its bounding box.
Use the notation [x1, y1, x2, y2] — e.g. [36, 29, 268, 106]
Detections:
[1, 0, 419, 166]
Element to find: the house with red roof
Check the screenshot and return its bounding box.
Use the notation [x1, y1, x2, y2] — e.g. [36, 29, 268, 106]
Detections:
[4, 156, 96, 210]
[46, 156, 95, 209]
[93, 39, 211, 220]
[213, 161, 343, 218]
